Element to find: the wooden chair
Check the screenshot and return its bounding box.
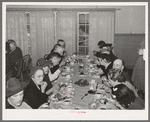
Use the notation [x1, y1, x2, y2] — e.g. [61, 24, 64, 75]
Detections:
[6, 66, 16, 82]
[6, 58, 23, 82]
[22, 54, 32, 82]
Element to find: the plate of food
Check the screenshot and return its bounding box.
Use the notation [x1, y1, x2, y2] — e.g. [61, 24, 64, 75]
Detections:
[52, 93, 67, 101]
[61, 72, 68, 77]
[74, 79, 89, 87]
[99, 98, 109, 105]
[88, 99, 100, 109]
[78, 72, 87, 76]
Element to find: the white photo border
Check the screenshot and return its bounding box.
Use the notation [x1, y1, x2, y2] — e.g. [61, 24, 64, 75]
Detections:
[2, 2, 149, 120]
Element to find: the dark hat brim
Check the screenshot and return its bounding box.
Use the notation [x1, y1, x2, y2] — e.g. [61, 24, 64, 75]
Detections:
[6, 82, 28, 98]
[29, 66, 43, 77]
[95, 52, 103, 58]
[102, 43, 112, 48]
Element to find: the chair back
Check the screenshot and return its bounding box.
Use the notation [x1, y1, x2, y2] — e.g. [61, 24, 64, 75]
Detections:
[22, 54, 32, 73]
[14, 58, 24, 80]
[44, 54, 49, 60]
[6, 66, 16, 82]
[6, 58, 23, 82]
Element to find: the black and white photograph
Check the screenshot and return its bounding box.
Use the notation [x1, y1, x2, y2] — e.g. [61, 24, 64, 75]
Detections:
[2, 2, 148, 120]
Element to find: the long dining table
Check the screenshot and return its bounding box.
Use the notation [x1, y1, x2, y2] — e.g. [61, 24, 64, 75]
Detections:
[49, 56, 119, 110]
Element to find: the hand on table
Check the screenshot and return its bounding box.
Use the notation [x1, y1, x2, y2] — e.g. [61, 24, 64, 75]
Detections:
[38, 102, 49, 109]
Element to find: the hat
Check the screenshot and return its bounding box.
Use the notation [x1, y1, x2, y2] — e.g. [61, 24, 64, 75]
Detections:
[37, 58, 51, 67]
[102, 43, 112, 48]
[98, 41, 106, 48]
[30, 66, 43, 77]
[95, 52, 103, 58]
[6, 78, 28, 97]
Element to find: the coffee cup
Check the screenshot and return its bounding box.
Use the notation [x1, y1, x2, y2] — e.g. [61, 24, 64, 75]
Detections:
[64, 100, 71, 105]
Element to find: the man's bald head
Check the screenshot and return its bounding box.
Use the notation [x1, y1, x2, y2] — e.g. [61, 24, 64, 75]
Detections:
[113, 59, 124, 70]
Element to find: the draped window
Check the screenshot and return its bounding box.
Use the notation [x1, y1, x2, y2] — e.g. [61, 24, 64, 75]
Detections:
[6, 10, 115, 65]
[89, 11, 115, 55]
[30, 11, 55, 65]
[6, 11, 28, 55]
[56, 11, 77, 55]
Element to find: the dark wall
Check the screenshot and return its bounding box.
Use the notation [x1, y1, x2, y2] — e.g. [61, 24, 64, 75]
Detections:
[114, 34, 145, 69]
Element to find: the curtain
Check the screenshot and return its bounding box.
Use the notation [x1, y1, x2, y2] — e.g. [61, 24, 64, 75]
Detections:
[56, 11, 77, 55]
[6, 11, 28, 55]
[30, 11, 55, 65]
[89, 11, 115, 55]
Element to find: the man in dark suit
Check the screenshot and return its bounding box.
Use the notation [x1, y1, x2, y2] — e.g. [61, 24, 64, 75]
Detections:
[96, 53, 113, 78]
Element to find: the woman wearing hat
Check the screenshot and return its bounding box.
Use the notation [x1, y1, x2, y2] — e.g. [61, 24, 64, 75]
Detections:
[24, 66, 49, 109]
[6, 78, 31, 109]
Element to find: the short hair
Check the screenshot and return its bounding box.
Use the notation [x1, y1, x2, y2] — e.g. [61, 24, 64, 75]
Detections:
[112, 84, 136, 108]
[7, 39, 16, 45]
[49, 52, 62, 60]
[57, 39, 66, 48]
[108, 69, 125, 82]
[100, 54, 112, 63]
[52, 44, 64, 52]
[98, 40, 105, 48]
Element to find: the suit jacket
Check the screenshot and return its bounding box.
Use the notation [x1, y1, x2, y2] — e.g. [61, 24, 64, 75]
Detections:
[50, 65, 59, 74]
[24, 79, 48, 109]
[101, 62, 113, 78]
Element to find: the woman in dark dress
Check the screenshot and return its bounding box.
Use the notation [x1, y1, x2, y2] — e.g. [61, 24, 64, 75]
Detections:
[24, 66, 48, 109]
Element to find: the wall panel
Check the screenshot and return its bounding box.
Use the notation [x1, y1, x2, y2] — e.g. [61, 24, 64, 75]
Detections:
[114, 34, 145, 69]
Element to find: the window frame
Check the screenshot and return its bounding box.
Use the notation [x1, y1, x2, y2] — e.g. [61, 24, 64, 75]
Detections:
[77, 12, 90, 56]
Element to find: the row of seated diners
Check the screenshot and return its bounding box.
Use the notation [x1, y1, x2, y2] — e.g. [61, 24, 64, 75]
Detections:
[6, 39, 145, 109]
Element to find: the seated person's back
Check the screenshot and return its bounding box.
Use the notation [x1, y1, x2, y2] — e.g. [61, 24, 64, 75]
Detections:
[7, 39, 23, 65]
